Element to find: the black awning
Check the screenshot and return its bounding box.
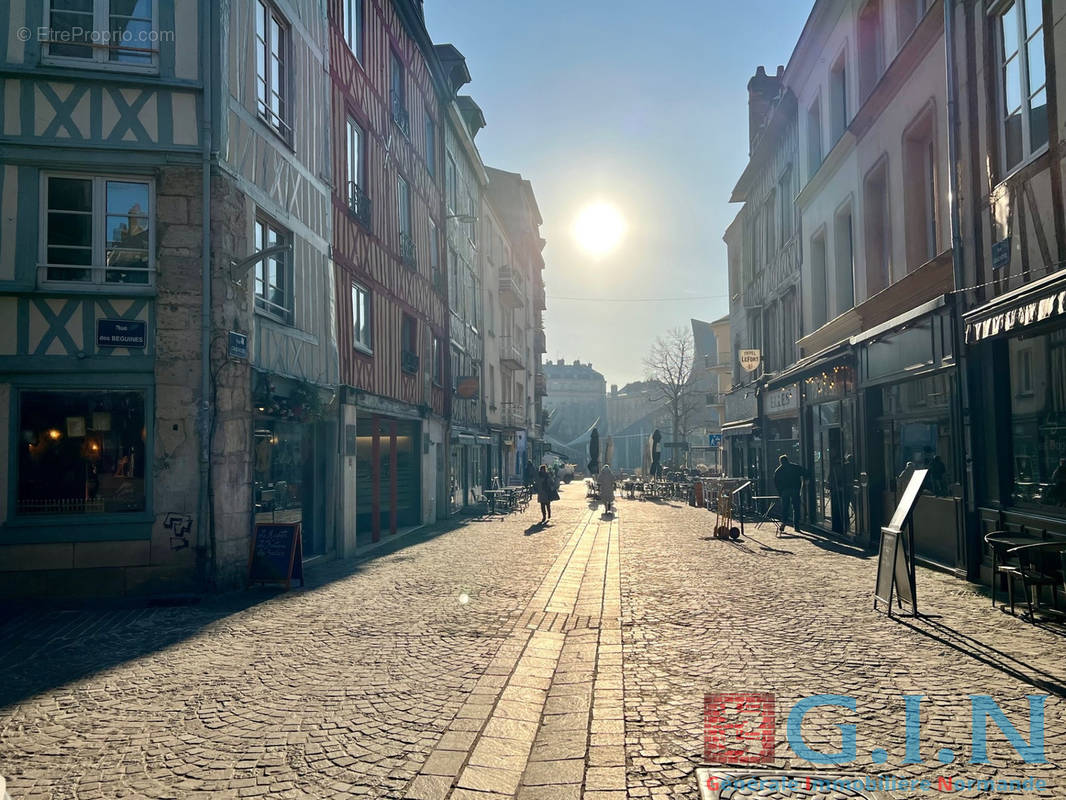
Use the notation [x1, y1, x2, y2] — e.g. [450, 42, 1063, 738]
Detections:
[721, 421, 756, 436]
[765, 340, 853, 390]
[963, 268, 1066, 343]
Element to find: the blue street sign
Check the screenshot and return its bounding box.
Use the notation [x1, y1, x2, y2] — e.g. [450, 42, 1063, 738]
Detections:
[708, 434, 723, 448]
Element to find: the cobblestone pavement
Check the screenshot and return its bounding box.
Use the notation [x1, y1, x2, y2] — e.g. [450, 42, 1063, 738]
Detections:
[617, 496, 1066, 800]
[2, 486, 1065, 800]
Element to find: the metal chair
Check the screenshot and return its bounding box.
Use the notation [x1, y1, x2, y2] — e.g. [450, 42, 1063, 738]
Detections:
[1005, 540, 1066, 619]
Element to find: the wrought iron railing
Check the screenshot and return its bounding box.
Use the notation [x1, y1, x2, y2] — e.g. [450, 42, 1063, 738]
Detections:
[391, 90, 410, 137]
[399, 231, 417, 268]
[401, 350, 419, 374]
[347, 181, 372, 228]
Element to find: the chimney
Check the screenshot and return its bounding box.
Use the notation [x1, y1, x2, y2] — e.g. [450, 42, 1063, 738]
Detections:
[747, 65, 784, 152]
[572, 359, 580, 366]
[556, 358, 564, 366]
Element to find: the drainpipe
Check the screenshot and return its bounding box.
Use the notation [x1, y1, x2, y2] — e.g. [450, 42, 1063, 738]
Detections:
[198, 0, 214, 589]
[944, 0, 977, 577]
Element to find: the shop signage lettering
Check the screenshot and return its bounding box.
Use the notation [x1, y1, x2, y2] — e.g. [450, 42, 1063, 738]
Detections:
[766, 386, 798, 414]
[455, 376, 479, 399]
[96, 319, 146, 349]
[967, 289, 1066, 343]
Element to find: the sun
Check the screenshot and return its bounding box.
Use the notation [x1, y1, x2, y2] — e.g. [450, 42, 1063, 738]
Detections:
[573, 202, 626, 257]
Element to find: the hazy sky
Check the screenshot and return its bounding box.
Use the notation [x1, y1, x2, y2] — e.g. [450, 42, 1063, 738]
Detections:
[425, 0, 812, 387]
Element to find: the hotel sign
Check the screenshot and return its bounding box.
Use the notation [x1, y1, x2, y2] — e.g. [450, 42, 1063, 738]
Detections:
[739, 349, 761, 372]
[966, 287, 1066, 343]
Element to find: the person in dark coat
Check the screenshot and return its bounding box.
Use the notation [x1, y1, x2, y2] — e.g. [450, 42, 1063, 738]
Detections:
[773, 454, 804, 532]
[537, 464, 557, 524]
[523, 458, 536, 491]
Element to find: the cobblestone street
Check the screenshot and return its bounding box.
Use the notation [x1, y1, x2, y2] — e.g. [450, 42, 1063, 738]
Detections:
[2, 484, 1065, 800]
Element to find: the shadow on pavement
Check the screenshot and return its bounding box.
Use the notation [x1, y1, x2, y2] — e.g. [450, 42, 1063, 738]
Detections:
[896, 615, 1066, 698]
[0, 511, 479, 711]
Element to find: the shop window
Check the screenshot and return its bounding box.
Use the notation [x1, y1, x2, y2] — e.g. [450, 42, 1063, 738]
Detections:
[1008, 331, 1066, 507]
[997, 0, 1047, 173]
[17, 389, 146, 515]
[42, 174, 153, 286]
[254, 216, 292, 323]
[256, 0, 292, 143]
[44, 0, 157, 68]
[879, 375, 953, 496]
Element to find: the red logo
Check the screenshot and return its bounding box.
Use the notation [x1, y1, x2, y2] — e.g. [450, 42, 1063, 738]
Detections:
[704, 693, 776, 765]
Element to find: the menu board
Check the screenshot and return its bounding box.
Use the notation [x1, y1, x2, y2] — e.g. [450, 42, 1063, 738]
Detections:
[249, 523, 304, 589]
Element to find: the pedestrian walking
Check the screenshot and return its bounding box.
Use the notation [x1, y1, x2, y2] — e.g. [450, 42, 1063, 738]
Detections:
[773, 454, 803, 533]
[537, 464, 558, 524]
[598, 463, 617, 514]
[523, 458, 536, 491]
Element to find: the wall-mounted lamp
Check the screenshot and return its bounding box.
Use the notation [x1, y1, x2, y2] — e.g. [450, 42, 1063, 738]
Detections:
[446, 213, 478, 224]
[229, 244, 293, 283]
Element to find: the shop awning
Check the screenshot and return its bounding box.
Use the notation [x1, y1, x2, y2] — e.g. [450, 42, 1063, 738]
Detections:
[476, 435, 492, 446]
[765, 340, 853, 390]
[721, 420, 756, 436]
[963, 267, 1066, 343]
[454, 434, 477, 445]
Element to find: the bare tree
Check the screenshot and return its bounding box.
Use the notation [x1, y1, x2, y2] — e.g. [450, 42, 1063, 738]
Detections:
[643, 327, 700, 466]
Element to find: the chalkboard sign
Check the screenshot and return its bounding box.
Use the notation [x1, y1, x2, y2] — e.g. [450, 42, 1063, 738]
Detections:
[874, 528, 914, 615]
[249, 523, 304, 589]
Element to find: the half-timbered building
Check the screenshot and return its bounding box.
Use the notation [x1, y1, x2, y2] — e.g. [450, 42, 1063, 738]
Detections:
[0, 0, 336, 598]
[329, 0, 449, 547]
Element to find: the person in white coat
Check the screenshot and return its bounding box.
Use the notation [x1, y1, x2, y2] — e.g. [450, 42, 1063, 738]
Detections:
[598, 464, 617, 513]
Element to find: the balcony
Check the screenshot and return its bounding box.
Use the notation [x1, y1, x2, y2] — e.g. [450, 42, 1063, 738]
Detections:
[347, 181, 372, 229]
[534, 371, 547, 397]
[391, 90, 410, 137]
[533, 327, 546, 354]
[499, 403, 526, 430]
[499, 266, 525, 309]
[534, 283, 546, 311]
[500, 338, 525, 371]
[401, 350, 419, 374]
[399, 231, 417, 269]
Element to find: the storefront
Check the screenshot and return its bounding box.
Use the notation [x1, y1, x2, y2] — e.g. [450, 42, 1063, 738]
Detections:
[762, 383, 800, 474]
[855, 303, 963, 569]
[356, 415, 421, 541]
[801, 363, 857, 537]
[449, 430, 490, 511]
[965, 269, 1066, 574]
[722, 386, 760, 483]
[252, 372, 335, 556]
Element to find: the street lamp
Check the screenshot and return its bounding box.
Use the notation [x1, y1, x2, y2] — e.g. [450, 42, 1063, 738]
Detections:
[229, 244, 292, 283]
[445, 213, 478, 224]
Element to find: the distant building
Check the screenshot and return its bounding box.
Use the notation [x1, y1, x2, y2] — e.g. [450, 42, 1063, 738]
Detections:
[690, 317, 731, 471]
[542, 359, 606, 453]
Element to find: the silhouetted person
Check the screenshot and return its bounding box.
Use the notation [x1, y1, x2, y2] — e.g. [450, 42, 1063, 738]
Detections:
[537, 465, 557, 524]
[773, 454, 803, 532]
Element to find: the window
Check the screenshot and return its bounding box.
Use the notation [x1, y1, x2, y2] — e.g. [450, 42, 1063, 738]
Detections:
[778, 167, 793, 244]
[1008, 331, 1066, 507]
[807, 98, 823, 177]
[897, 0, 929, 43]
[432, 335, 444, 385]
[390, 49, 410, 136]
[488, 364, 496, 407]
[256, 1, 291, 141]
[397, 175, 414, 267]
[466, 190, 477, 244]
[830, 51, 848, 143]
[834, 204, 855, 316]
[858, 0, 884, 102]
[879, 375, 953, 496]
[782, 288, 799, 364]
[445, 154, 458, 212]
[903, 105, 938, 270]
[425, 114, 437, 178]
[998, 0, 1047, 172]
[345, 116, 370, 226]
[352, 282, 371, 352]
[764, 192, 775, 260]
[45, 0, 156, 67]
[448, 247, 459, 310]
[254, 216, 292, 323]
[810, 229, 828, 329]
[42, 175, 152, 286]
[863, 157, 891, 295]
[343, 0, 363, 62]
[401, 314, 418, 373]
[429, 219, 440, 280]
[17, 389, 146, 515]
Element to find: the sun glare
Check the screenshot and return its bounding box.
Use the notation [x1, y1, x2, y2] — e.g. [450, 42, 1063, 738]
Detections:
[573, 202, 626, 257]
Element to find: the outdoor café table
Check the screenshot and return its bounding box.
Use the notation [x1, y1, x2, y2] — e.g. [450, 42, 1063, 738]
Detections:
[985, 533, 1042, 610]
[484, 489, 510, 515]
